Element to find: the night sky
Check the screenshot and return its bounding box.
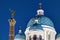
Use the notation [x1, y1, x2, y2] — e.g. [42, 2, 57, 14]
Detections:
[0, 0, 60, 40]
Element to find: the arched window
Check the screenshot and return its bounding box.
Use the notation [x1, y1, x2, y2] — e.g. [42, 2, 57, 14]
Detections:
[39, 35, 42, 40]
[29, 36, 31, 40]
[33, 35, 37, 40]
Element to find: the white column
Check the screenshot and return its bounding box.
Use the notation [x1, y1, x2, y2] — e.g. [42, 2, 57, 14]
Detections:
[50, 32, 55, 40]
[45, 30, 47, 40]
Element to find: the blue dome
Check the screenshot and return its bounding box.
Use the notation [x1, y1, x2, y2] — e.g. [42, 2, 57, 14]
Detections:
[27, 15, 54, 27]
[29, 23, 43, 30]
[14, 33, 25, 39]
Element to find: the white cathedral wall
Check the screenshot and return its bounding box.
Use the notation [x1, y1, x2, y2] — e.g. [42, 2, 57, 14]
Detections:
[42, 25, 56, 40]
[29, 30, 44, 38]
[43, 28, 56, 40]
[25, 25, 57, 40]
[51, 32, 56, 40]
[25, 27, 30, 40]
[25, 28, 45, 40]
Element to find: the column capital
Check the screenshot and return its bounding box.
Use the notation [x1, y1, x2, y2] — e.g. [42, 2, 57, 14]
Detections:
[8, 18, 16, 26]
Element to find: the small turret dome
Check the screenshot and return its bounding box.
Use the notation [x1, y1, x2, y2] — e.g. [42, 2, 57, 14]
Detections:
[57, 33, 60, 38]
[14, 34, 25, 40]
[56, 33, 60, 40]
[14, 28, 25, 40]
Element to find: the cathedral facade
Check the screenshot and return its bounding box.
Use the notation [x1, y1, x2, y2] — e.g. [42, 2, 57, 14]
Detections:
[9, 3, 60, 40]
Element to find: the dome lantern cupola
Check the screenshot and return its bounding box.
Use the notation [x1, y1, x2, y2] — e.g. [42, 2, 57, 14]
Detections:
[37, 3, 44, 15]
